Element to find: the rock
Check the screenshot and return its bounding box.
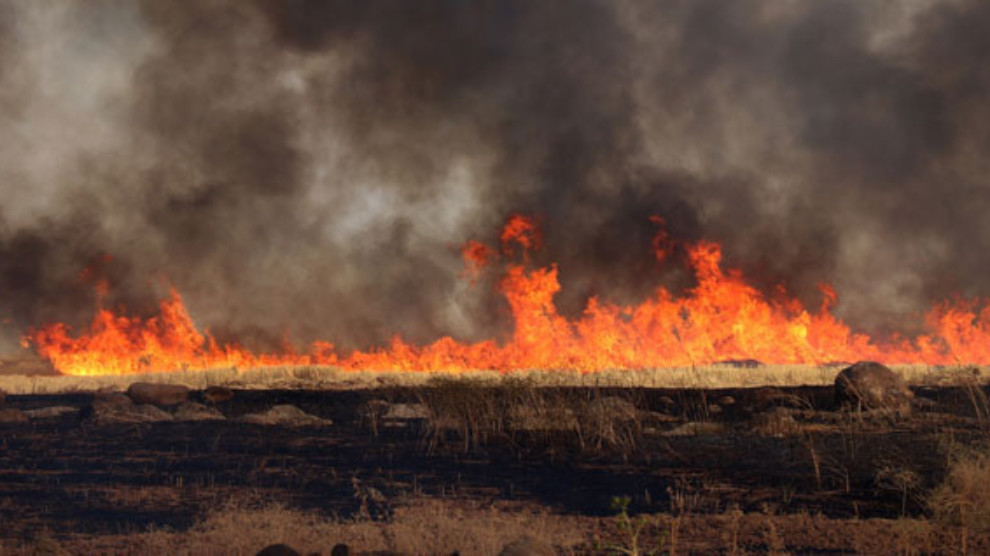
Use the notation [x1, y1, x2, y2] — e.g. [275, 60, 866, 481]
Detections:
[499, 535, 555, 556]
[661, 421, 723, 436]
[256, 544, 300, 556]
[743, 387, 808, 415]
[89, 397, 174, 425]
[239, 405, 331, 427]
[126, 382, 189, 406]
[23, 406, 79, 420]
[203, 386, 235, 404]
[384, 403, 431, 420]
[0, 408, 27, 423]
[707, 403, 723, 415]
[835, 361, 913, 414]
[173, 402, 225, 421]
[718, 395, 736, 406]
[365, 401, 434, 431]
[92, 392, 133, 408]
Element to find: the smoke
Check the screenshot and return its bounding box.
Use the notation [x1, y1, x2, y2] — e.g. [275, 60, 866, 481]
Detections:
[0, 0, 989, 353]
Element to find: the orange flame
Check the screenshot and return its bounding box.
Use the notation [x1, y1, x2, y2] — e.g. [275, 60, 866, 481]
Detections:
[23, 215, 990, 375]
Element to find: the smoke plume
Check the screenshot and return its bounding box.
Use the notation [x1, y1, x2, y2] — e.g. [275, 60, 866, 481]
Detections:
[1, 0, 989, 353]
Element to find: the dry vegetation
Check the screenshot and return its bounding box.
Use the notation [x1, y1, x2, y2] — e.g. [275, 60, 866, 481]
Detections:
[2, 359, 988, 395]
[3, 493, 989, 555]
[0, 497, 578, 555]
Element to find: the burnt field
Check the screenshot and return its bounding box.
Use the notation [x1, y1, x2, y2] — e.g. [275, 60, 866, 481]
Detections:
[1, 378, 990, 553]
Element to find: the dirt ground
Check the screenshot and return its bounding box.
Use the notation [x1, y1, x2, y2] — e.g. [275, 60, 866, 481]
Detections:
[1, 382, 989, 554]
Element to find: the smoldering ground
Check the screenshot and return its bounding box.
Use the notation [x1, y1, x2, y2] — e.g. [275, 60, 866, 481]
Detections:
[0, 0, 989, 354]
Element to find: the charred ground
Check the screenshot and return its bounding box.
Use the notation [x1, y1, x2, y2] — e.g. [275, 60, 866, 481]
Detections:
[1, 380, 989, 552]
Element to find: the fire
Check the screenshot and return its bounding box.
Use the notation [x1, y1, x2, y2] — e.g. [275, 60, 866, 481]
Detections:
[23, 215, 990, 375]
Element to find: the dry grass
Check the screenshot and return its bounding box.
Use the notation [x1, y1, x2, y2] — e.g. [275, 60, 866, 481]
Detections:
[929, 443, 990, 534]
[1, 361, 987, 395]
[10, 497, 584, 556]
[6, 497, 985, 555]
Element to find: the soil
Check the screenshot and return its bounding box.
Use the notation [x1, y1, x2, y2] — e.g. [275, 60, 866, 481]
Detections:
[1, 384, 988, 553]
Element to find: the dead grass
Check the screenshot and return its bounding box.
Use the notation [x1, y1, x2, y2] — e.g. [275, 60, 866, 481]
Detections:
[7, 497, 986, 555]
[15, 497, 584, 556]
[1, 361, 987, 395]
[929, 442, 990, 534]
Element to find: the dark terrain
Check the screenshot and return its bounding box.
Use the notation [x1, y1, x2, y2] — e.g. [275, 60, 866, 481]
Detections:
[0, 383, 988, 552]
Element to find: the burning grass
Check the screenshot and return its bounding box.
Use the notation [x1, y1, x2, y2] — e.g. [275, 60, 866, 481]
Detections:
[21, 216, 990, 378]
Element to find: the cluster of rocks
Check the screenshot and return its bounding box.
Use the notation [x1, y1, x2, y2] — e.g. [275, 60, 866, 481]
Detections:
[0, 382, 331, 427]
[0, 361, 924, 431]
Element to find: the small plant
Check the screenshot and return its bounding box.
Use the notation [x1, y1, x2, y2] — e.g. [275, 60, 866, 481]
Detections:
[606, 496, 661, 556]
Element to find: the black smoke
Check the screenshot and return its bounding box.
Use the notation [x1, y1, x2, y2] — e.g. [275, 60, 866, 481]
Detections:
[0, 0, 989, 353]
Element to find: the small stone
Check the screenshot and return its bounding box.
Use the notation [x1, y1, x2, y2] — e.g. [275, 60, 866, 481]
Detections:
[23, 406, 79, 419]
[0, 408, 27, 423]
[383, 403, 431, 420]
[661, 421, 723, 436]
[239, 405, 331, 427]
[173, 402, 225, 421]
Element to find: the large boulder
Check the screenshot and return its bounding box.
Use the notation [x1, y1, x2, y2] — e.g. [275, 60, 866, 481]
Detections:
[127, 382, 189, 406]
[835, 361, 913, 414]
[239, 405, 331, 427]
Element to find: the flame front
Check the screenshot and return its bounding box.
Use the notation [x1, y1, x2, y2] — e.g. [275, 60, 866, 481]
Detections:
[24, 215, 990, 375]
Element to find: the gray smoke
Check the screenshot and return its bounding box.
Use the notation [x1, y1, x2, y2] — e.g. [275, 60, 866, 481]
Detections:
[0, 0, 988, 353]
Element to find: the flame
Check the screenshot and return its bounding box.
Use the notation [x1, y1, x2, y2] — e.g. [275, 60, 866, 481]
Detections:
[23, 214, 990, 375]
